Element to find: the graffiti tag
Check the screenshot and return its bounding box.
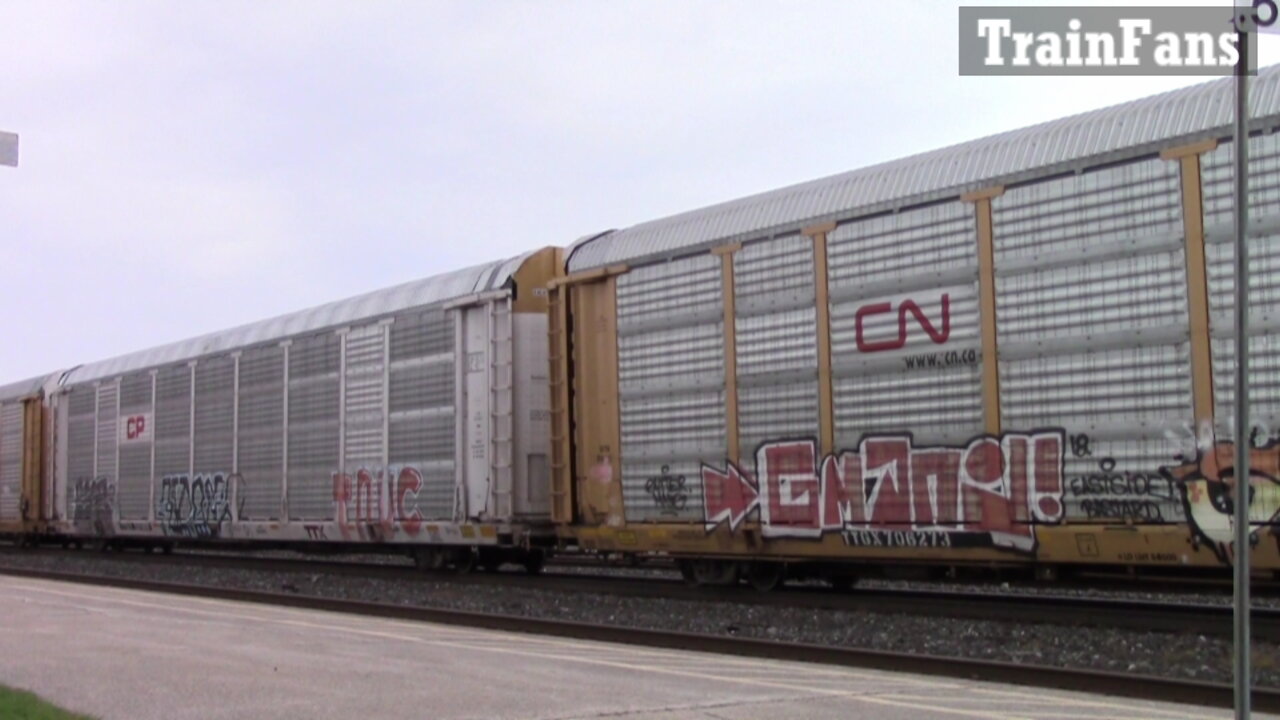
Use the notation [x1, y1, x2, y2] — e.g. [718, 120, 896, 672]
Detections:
[156, 472, 241, 538]
[644, 466, 688, 515]
[701, 431, 1065, 552]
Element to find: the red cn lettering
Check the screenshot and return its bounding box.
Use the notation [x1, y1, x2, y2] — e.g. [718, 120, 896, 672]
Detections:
[760, 441, 820, 534]
[856, 294, 951, 353]
[702, 463, 759, 531]
[395, 467, 424, 537]
[127, 416, 145, 440]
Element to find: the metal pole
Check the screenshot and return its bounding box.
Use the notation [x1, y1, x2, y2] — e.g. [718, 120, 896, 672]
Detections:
[1233, 20, 1253, 720]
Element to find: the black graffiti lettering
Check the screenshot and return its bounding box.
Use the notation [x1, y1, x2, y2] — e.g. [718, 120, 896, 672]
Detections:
[1066, 457, 1177, 522]
[842, 529, 954, 548]
[303, 524, 328, 540]
[644, 466, 689, 515]
[156, 472, 236, 538]
[1079, 499, 1165, 522]
[72, 476, 115, 535]
[1069, 433, 1093, 458]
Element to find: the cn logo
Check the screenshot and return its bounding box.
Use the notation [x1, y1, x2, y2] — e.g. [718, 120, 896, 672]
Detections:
[855, 294, 951, 353]
[126, 416, 146, 440]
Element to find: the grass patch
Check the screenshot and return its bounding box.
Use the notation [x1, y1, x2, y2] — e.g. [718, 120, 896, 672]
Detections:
[0, 684, 93, 720]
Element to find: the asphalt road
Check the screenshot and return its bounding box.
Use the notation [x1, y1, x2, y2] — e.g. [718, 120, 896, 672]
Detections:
[0, 575, 1264, 720]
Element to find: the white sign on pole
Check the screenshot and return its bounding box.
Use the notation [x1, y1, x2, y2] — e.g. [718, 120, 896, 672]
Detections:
[0, 131, 16, 167]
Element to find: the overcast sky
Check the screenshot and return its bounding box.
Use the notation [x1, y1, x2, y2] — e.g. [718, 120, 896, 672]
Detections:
[1, 0, 1277, 382]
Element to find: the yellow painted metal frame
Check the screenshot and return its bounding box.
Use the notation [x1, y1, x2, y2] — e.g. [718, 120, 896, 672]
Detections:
[711, 243, 742, 464]
[1161, 140, 1219, 426]
[568, 277, 624, 526]
[803, 222, 837, 455]
[547, 250, 574, 524]
[962, 187, 1005, 435]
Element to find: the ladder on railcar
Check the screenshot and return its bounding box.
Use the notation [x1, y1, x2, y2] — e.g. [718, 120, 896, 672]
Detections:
[488, 298, 514, 519]
[546, 285, 572, 524]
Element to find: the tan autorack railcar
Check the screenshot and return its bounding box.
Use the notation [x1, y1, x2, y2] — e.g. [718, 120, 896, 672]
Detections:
[550, 70, 1280, 587]
[0, 374, 57, 542]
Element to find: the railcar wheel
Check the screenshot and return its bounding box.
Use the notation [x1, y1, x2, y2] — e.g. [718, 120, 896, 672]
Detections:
[523, 550, 546, 575]
[690, 559, 738, 586]
[450, 548, 476, 575]
[746, 562, 786, 592]
[161, 543, 174, 555]
[677, 560, 698, 586]
[477, 548, 503, 573]
[414, 548, 446, 571]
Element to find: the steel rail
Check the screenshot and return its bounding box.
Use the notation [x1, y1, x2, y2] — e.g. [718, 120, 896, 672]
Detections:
[2, 547, 1277, 641]
[0, 565, 1275, 713]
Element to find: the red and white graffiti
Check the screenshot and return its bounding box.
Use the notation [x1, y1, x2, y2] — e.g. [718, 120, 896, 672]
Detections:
[702, 432, 1065, 552]
[855, 294, 950, 353]
[332, 467, 425, 541]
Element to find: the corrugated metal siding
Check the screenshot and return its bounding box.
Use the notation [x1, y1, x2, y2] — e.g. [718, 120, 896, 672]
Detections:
[827, 203, 982, 445]
[154, 366, 192, 491]
[734, 235, 819, 454]
[66, 255, 531, 385]
[568, 67, 1280, 272]
[1202, 135, 1280, 437]
[389, 308, 455, 520]
[0, 403, 21, 521]
[117, 372, 153, 519]
[287, 333, 340, 520]
[95, 382, 119, 489]
[194, 356, 234, 475]
[617, 255, 722, 521]
[1205, 229, 1280, 436]
[993, 157, 1191, 524]
[66, 387, 96, 484]
[1203, 133, 1280, 229]
[237, 345, 284, 519]
[344, 323, 387, 473]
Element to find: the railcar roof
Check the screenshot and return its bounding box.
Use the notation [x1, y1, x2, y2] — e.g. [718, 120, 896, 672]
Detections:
[568, 65, 1280, 272]
[61, 253, 531, 386]
[0, 373, 59, 403]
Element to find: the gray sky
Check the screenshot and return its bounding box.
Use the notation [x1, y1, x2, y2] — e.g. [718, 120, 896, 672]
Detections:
[1, 0, 1276, 382]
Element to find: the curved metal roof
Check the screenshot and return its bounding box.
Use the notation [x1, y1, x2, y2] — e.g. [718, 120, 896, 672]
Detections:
[568, 66, 1280, 272]
[65, 253, 531, 385]
[0, 372, 60, 403]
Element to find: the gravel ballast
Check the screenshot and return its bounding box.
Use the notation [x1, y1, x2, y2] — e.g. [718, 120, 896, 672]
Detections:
[0, 550, 1276, 688]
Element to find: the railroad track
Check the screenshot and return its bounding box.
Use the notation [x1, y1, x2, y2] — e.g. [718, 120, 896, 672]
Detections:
[2, 546, 1278, 641]
[0, 564, 1275, 713]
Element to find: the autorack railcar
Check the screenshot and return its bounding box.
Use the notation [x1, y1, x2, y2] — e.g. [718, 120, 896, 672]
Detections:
[547, 68, 1280, 587]
[10, 248, 562, 571]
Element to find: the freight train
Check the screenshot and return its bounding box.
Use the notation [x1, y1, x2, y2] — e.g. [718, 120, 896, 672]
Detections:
[3, 70, 1279, 588]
